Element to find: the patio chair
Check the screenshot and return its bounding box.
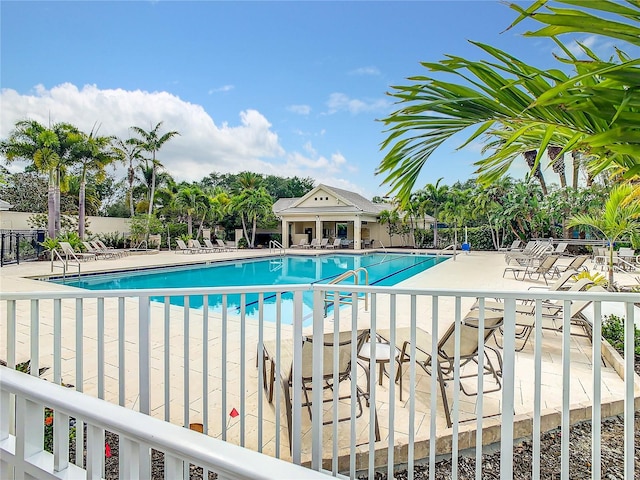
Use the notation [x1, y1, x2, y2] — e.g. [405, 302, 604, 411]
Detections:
[203, 239, 223, 252]
[316, 238, 329, 249]
[191, 239, 216, 253]
[82, 241, 116, 259]
[505, 241, 552, 265]
[58, 241, 97, 262]
[503, 255, 560, 285]
[260, 329, 379, 449]
[93, 239, 128, 257]
[307, 238, 319, 249]
[549, 242, 569, 256]
[555, 255, 589, 274]
[325, 238, 341, 249]
[498, 240, 522, 252]
[175, 239, 199, 254]
[294, 238, 308, 249]
[377, 312, 504, 427]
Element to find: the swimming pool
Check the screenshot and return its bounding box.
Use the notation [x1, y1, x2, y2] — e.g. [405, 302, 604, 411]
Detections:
[51, 253, 447, 323]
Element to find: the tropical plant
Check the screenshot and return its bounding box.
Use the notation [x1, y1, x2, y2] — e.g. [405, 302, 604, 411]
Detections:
[70, 125, 116, 239]
[231, 186, 273, 248]
[568, 184, 640, 288]
[1, 120, 80, 237]
[129, 122, 179, 239]
[378, 209, 401, 246]
[377, 0, 640, 205]
[174, 185, 208, 237]
[111, 137, 142, 217]
[420, 179, 449, 247]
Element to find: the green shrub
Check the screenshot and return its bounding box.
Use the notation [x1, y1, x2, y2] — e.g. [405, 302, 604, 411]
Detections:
[602, 314, 640, 356]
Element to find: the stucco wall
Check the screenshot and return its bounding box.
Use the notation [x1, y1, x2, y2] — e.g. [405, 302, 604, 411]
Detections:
[0, 211, 130, 236]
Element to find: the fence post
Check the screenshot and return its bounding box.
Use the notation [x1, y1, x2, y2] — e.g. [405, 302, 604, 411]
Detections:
[15, 233, 20, 265]
[1, 233, 5, 267]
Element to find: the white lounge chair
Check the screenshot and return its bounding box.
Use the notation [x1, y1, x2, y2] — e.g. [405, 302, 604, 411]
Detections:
[175, 239, 199, 254]
[58, 241, 96, 262]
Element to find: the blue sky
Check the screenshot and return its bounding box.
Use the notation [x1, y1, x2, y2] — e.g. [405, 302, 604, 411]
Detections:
[0, 1, 624, 198]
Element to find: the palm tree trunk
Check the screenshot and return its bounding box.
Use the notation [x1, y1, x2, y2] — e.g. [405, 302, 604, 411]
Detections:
[548, 146, 567, 188]
[79, 177, 86, 240]
[146, 162, 157, 241]
[571, 151, 580, 190]
[608, 245, 615, 290]
[251, 214, 257, 248]
[187, 214, 193, 237]
[433, 212, 438, 248]
[241, 216, 250, 247]
[47, 171, 56, 238]
[524, 150, 548, 195]
[54, 168, 61, 237]
[128, 165, 135, 217]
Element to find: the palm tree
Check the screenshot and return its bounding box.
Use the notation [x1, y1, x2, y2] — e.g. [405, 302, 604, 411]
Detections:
[71, 125, 116, 239]
[231, 187, 272, 247]
[112, 137, 142, 217]
[422, 179, 449, 248]
[130, 122, 179, 238]
[377, 1, 640, 204]
[0, 120, 79, 237]
[378, 208, 400, 247]
[568, 184, 640, 289]
[174, 185, 207, 238]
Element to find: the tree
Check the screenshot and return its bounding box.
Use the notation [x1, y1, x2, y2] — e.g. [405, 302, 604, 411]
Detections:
[377, 1, 640, 205]
[231, 186, 273, 247]
[112, 137, 142, 217]
[71, 125, 116, 239]
[568, 184, 640, 289]
[378, 209, 400, 246]
[0, 120, 79, 237]
[129, 122, 179, 238]
[174, 185, 208, 237]
[421, 179, 449, 248]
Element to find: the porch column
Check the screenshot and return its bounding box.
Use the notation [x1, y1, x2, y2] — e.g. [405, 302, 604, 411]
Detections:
[354, 215, 362, 250]
[315, 216, 322, 241]
[281, 219, 289, 248]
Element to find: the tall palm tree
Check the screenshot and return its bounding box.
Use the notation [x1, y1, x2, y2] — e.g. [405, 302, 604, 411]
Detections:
[130, 122, 179, 237]
[231, 187, 273, 247]
[0, 120, 79, 237]
[422, 179, 449, 248]
[174, 185, 207, 238]
[568, 184, 640, 289]
[112, 137, 142, 217]
[71, 125, 116, 239]
[378, 208, 400, 247]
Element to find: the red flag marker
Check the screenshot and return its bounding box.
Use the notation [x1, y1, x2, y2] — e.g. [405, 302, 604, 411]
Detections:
[105, 443, 112, 458]
[229, 408, 239, 418]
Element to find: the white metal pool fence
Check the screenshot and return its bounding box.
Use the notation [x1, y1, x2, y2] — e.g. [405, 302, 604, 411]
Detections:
[0, 284, 638, 479]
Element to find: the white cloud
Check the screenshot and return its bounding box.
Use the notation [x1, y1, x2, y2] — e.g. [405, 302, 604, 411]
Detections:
[208, 84, 234, 94]
[0, 83, 365, 189]
[0, 83, 284, 181]
[349, 66, 380, 76]
[287, 104, 311, 115]
[325, 92, 389, 115]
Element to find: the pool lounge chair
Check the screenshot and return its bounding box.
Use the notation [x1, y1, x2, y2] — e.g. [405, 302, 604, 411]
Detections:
[82, 241, 116, 259]
[325, 238, 341, 249]
[294, 238, 309, 249]
[175, 239, 200, 254]
[555, 255, 589, 274]
[203, 239, 223, 252]
[190, 239, 217, 253]
[58, 241, 97, 262]
[376, 311, 504, 428]
[316, 238, 329, 249]
[505, 241, 551, 265]
[498, 240, 522, 252]
[260, 329, 379, 450]
[503, 255, 560, 285]
[93, 239, 128, 257]
[216, 238, 237, 251]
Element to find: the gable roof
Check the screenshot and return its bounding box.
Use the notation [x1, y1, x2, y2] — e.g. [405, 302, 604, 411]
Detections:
[273, 184, 385, 215]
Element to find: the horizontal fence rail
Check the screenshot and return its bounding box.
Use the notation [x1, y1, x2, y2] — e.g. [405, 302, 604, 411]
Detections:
[0, 284, 638, 479]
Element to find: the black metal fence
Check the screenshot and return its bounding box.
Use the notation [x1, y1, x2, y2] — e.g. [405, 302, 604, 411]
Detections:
[0, 230, 45, 266]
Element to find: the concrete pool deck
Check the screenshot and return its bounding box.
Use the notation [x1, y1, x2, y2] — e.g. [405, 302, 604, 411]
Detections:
[1, 248, 638, 470]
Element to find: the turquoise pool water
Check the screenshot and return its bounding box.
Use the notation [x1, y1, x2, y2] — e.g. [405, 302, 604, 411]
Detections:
[51, 253, 446, 323]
